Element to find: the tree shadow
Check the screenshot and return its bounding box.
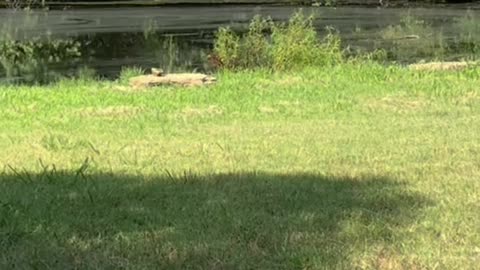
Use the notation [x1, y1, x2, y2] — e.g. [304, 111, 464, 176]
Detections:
[0, 170, 429, 269]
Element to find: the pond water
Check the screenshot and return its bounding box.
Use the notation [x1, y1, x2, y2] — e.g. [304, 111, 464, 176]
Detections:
[1, 5, 479, 80]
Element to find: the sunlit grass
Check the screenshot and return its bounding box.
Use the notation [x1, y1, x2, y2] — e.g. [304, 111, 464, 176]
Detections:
[0, 62, 479, 269]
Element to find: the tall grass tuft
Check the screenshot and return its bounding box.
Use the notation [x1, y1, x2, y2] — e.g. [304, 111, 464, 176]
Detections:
[118, 66, 145, 84]
[76, 66, 98, 82]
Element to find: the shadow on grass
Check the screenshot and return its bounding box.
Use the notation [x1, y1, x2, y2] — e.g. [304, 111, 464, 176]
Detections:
[0, 170, 428, 269]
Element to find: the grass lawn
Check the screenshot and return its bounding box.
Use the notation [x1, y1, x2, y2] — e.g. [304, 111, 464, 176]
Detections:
[0, 63, 479, 269]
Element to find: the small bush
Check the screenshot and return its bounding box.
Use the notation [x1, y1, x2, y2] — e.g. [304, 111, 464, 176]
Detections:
[239, 15, 273, 69]
[213, 10, 343, 71]
[213, 27, 241, 69]
[213, 15, 272, 70]
[271, 13, 342, 71]
[270, 12, 320, 70]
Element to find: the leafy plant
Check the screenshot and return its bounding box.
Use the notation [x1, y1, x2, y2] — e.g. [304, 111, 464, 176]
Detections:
[271, 13, 342, 70]
[239, 15, 273, 69]
[213, 27, 241, 69]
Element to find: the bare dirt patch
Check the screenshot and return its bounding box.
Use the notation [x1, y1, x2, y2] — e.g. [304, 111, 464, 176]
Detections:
[363, 96, 430, 114]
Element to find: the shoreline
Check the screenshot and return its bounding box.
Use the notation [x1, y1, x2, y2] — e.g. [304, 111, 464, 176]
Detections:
[0, 1, 479, 10]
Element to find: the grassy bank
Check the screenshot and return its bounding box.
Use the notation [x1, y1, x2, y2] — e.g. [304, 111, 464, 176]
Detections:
[1, 63, 479, 269]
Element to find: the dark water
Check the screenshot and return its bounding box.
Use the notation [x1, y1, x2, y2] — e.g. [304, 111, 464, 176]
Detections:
[1, 5, 479, 79]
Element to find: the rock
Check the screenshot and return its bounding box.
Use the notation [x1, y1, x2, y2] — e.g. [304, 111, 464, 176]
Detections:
[408, 61, 472, 71]
[151, 68, 164, 76]
[129, 73, 216, 89]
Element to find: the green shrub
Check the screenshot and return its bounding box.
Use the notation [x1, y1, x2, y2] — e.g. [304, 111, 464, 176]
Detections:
[213, 15, 272, 70]
[239, 15, 272, 69]
[213, 27, 241, 69]
[213, 10, 343, 71]
[270, 12, 319, 70]
[271, 13, 342, 71]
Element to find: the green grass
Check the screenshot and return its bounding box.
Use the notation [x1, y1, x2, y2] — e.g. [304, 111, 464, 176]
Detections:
[1, 62, 480, 269]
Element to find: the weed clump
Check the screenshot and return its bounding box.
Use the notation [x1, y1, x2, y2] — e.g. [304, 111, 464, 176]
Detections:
[213, 10, 343, 71]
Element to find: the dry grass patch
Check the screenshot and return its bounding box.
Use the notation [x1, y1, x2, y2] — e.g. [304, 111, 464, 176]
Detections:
[354, 248, 425, 270]
[258, 106, 279, 114]
[408, 61, 473, 72]
[455, 91, 480, 106]
[77, 106, 144, 118]
[363, 96, 430, 114]
[257, 76, 304, 89]
[175, 105, 224, 120]
[2, 104, 38, 118]
[109, 85, 153, 93]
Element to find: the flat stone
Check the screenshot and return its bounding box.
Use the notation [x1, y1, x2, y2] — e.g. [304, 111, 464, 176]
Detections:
[129, 73, 216, 89]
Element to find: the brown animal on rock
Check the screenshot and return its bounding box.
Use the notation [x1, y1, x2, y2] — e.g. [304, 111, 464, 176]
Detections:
[207, 53, 224, 70]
